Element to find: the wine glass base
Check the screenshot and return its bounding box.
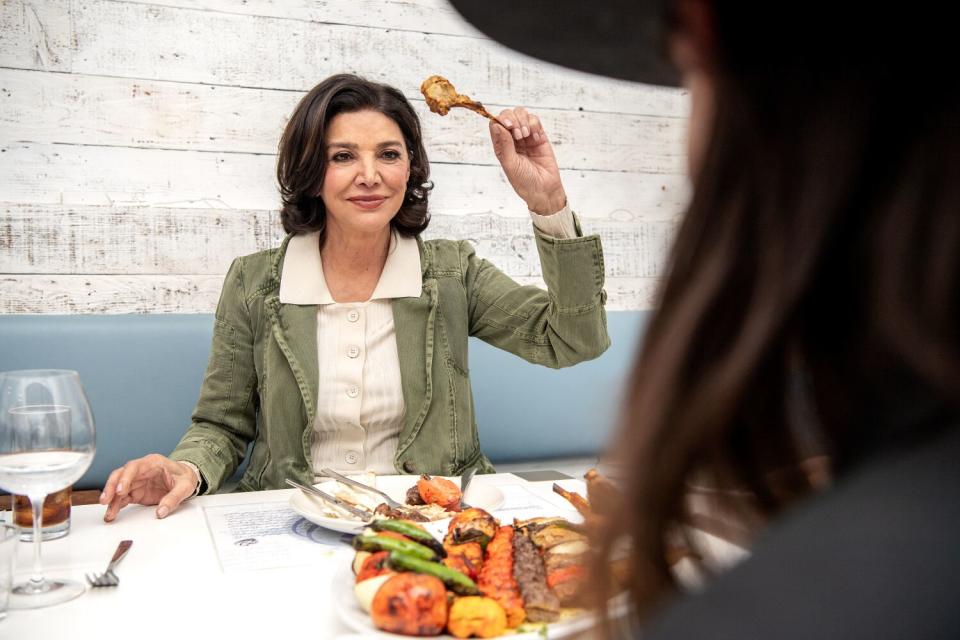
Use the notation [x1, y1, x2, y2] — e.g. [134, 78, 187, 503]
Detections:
[8, 578, 85, 609]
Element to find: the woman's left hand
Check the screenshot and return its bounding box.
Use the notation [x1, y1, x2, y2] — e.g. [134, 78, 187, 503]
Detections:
[490, 108, 567, 215]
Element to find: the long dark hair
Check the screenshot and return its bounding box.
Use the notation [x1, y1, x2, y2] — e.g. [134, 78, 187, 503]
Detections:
[597, 3, 960, 622]
[276, 74, 432, 239]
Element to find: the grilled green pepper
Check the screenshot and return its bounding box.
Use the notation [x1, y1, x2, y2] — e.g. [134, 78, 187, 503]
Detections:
[369, 519, 446, 557]
[387, 551, 481, 596]
[351, 533, 438, 562]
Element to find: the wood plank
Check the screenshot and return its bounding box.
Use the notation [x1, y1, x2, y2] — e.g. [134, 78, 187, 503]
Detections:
[0, 274, 658, 314]
[126, 0, 482, 38]
[0, 205, 281, 274]
[0, 0, 687, 117]
[1, 204, 678, 278]
[0, 274, 229, 314]
[0, 142, 691, 217]
[0, 68, 687, 174]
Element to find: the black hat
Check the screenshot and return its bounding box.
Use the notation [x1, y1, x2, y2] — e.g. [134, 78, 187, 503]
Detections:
[448, 0, 680, 87]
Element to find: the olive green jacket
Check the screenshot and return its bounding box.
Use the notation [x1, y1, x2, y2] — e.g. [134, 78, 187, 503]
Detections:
[170, 221, 609, 493]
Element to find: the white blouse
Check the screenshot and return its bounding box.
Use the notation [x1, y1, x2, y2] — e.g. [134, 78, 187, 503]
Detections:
[278, 206, 577, 480]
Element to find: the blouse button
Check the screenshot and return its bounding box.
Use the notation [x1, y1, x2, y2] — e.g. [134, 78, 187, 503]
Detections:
[347, 310, 360, 322]
[347, 345, 360, 359]
[345, 451, 359, 465]
[347, 385, 359, 398]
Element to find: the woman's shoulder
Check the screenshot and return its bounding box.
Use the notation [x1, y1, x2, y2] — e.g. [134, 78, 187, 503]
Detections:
[224, 245, 284, 292]
[421, 237, 476, 274]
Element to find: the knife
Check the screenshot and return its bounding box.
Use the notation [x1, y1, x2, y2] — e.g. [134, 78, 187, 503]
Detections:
[286, 478, 373, 521]
[319, 467, 404, 509]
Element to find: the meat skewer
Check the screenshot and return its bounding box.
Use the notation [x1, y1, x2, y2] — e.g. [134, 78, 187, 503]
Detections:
[420, 75, 508, 129]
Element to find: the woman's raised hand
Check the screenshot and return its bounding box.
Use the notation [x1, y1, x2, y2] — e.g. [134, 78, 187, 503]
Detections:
[100, 453, 200, 522]
[489, 107, 567, 215]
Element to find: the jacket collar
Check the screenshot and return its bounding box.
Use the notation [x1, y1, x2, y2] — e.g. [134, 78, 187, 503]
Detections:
[278, 230, 422, 304]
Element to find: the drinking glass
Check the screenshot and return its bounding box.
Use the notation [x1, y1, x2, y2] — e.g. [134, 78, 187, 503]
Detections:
[0, 370, 95, 608]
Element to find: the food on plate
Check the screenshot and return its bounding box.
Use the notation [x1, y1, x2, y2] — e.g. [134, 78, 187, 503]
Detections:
[477, 526, 525, 628]
[447, 596, 508, 639]
[308, 473, 468, 523]
[515, 519, 590, 607]
[406, 483, 427, 505]
[355, 550, 392, 583]
[355, 572, 393, 613]
[444, 540, 484, 582]
[416, 474, 463, 511]
[374, 502, 433, 521]
[512, 532, 560, 622]
[350, 507, 597, 637]
[387, 551, 481, 596]
[371, 573, 448, 636]
[419, 75, 505, 127]
[526, 523, 586, 550]
[446, 508, 498, 547]
[352, 531, 440, 562]
[370, 518, 447, 556]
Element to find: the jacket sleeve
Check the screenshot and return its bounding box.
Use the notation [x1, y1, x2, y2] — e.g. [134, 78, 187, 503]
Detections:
[462, 214, 610, 368]
[169, 257, 259, 493]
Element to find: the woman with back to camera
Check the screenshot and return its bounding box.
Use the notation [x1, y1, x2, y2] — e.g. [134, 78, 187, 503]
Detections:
[100, 74, 610, 521]
[452, 0, 960, 637]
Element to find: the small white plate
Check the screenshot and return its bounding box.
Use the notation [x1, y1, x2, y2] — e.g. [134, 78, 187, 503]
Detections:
[288, 475, 504, 535]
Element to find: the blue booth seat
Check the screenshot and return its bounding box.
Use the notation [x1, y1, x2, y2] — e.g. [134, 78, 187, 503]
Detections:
[0, 312, 647, 489]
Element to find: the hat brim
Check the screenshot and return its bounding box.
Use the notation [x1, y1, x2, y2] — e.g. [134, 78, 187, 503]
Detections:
[448, 0, 681, 88]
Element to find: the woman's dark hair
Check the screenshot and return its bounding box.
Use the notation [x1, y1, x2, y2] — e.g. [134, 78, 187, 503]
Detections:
[596, 3, 960, 624]
[276, 74, 432, 238]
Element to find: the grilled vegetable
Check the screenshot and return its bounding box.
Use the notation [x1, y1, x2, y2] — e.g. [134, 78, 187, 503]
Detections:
[447, 596, 508, 638]
[443, 540, 484, 582]
[356, 551, 391, 583]
[352, 550, 371, 575]
[477, 526, 525, 628]
[446, 508, 498, 548]
[388, 551, 482, 596]
[417, 474, 463, 511]
[371, 518, 446, 557]
[371, 573, 448, 636]
[513, 516, 581, 535]
[528, 524, 586, 551]
[352, 532, 439, 561]
[354, 572, 393, 613]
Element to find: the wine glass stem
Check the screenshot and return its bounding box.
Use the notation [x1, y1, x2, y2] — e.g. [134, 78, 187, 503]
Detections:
[29, 494, 47, 587]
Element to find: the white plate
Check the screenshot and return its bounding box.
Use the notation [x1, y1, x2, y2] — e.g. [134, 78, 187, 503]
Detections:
[332, 558, 600, 639]
[288, 474, 504, 535]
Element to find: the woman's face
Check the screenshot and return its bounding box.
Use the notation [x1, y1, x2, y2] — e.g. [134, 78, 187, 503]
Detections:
[320, 109, 411, 240]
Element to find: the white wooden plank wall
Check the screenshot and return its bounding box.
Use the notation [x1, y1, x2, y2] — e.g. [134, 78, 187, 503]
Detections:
[0, 0, 690, 314]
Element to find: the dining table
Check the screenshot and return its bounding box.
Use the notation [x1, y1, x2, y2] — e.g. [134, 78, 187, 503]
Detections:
[1, 472, 748, 639]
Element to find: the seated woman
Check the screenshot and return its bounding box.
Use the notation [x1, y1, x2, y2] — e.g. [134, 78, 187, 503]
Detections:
[101, 74, 610, 521]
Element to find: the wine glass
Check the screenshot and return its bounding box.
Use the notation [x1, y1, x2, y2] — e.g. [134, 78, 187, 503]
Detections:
[0, 370, 95, 608]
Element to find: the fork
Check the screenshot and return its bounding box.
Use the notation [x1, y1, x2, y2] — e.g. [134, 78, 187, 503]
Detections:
[86, 539, 133, 588]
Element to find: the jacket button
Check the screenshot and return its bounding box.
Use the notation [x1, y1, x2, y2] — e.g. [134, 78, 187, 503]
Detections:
[402, 461, 416, 473]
